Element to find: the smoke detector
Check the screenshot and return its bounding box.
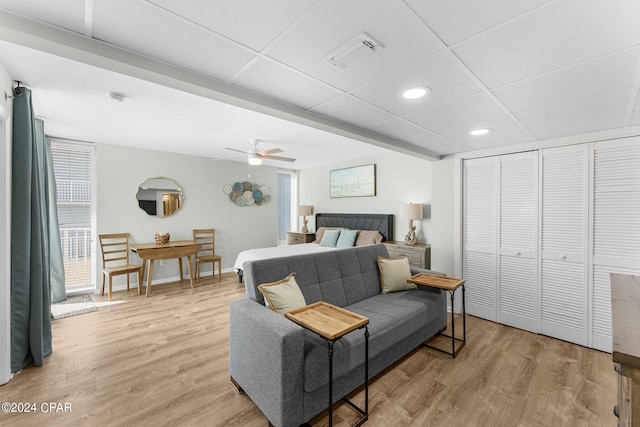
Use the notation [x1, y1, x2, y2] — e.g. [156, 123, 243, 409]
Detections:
[108, 92, 125, 103]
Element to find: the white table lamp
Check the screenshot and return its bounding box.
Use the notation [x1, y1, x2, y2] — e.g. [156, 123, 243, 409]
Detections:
[402, 203, 423, 245]
[298, 205, 313, 233]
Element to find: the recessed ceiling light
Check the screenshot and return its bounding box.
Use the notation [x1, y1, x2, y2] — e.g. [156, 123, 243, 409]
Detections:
[469, 128, 490, 136]
[401, 86, 430, 100]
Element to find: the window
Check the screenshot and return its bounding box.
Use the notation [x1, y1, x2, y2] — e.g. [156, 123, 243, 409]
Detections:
[277, 170, 298, 245]
[51, 140, 96, 292]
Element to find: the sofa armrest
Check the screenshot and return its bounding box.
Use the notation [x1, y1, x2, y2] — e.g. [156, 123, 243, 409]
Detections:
[229, 298, 305, 427]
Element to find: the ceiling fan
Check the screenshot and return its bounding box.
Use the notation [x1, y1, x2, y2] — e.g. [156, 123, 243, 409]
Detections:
[225, 139, 296, 165]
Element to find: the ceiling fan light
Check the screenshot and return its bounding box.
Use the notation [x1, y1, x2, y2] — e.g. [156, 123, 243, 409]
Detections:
[248, 153, 262, 166]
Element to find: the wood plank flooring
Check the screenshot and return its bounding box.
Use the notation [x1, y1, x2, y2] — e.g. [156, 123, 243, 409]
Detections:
[0, 273, 617, 427]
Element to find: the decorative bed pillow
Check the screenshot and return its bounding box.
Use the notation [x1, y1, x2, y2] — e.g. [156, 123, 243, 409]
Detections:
[355, 230, 384, 246]
[258, 273, 306, 315]
[377, 256, 417, 294]
[336, 229, 358, 248]
[320, 229, 342, 247]
[314, 227, 342, 243]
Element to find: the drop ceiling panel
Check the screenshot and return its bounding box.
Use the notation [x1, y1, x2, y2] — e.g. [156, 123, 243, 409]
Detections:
[231, 58, 342, 110]
[309, 94, 394, 129]
[454, 0, 640, 88]
[516, 90, 632, 140]
[0, 0, 86, 34]
[405, 0, 553, 46]
[404, 93, 506, 132]
[352, 53, 482, 116]
[405, 132, 465, 156]
[440, 116, 534, 148]
[266, 0, 440, 92]
[147, 0, 314, 52]
[92, 0, 255, 82]
[494, 48, 640, 114]
[369, 117, 428, 139]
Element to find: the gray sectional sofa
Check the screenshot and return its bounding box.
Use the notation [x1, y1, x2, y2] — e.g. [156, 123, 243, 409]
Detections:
[229, 244, 446, 427]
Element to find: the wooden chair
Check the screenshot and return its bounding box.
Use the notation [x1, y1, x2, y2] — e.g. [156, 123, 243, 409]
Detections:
[193, 228, 222, 282]
[98, 233, 143, 301]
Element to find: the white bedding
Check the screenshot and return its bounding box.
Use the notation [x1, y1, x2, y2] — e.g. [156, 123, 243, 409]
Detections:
[234, 243, 341, 271]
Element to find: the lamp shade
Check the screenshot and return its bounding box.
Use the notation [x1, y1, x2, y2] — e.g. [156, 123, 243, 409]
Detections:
[298, 205, 313, 216]
[402, 203, 423, 220]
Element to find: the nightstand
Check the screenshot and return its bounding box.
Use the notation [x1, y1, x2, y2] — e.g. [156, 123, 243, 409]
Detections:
[383, 241, 431, 269]
[286, 231, 315, 245]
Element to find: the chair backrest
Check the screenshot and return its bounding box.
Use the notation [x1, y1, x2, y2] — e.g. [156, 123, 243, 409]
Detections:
[99, 233, 131, 268]
[193, 228, 215, 257]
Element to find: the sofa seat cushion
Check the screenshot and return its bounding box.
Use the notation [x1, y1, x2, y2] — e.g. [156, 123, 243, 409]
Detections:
[302, 289, 441, 393]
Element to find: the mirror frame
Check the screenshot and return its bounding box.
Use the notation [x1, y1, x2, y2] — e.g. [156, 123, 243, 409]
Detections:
[136, 176, 184, 218]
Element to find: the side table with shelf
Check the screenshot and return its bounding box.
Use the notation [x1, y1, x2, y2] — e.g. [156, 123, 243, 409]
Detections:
[383, 241, 431, 269]
[286, 231, 315, 245]
[285, 301, 369, 427]
[407, 273, 466, 358]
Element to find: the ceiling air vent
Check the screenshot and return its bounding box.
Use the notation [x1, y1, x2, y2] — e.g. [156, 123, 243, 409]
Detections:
[324, 32, 383, 68]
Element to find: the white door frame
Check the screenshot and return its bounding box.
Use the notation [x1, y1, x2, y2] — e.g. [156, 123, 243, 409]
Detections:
[1, 108, 12, 384]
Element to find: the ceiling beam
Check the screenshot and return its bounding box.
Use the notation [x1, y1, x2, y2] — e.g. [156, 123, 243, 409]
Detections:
[0, 10, 441, 161]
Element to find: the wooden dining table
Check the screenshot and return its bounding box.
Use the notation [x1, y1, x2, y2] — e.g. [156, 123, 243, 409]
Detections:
[130, 240, 202, 296]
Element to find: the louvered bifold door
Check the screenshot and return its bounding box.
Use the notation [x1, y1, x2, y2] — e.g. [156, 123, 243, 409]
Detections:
[540, 144, 589, 346]
[463, 157, 498, 321]
[591, 138, 640, 352]
[498, 152, 538, 332]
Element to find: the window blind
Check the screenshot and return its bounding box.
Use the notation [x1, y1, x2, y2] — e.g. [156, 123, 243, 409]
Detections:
[51, 140, 96, 291]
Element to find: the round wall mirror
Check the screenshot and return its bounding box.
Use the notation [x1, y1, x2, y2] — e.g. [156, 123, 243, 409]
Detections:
[136, 177, 184, 217]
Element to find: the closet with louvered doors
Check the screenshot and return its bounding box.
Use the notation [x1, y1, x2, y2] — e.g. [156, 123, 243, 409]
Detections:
[591, 139, 640, 352]
[462, 151, 538, 332]
[463, 138, 640, 352]
[539, 144, 590, 347]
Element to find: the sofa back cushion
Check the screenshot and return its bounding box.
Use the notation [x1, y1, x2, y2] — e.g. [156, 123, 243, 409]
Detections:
[244, 244, 390, 308]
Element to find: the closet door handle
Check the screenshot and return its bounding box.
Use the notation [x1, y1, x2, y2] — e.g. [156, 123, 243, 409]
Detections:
[560, 255, 567, 260]
[515, 251, 521, 256]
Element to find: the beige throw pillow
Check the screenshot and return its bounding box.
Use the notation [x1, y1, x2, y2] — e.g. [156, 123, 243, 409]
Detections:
[355, 230, 384, 246]
[258, 273, 306, 315]
[377, 256, 417, 294]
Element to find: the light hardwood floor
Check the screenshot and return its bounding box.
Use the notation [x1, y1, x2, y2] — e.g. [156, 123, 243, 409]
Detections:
[0, 273, 617, 427]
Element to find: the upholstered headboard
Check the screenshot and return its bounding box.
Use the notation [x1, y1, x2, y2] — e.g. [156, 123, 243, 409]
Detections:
[315, 213, 394, 242]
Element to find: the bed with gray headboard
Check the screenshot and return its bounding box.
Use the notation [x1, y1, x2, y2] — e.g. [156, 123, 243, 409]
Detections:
[233, 213, 394, 282]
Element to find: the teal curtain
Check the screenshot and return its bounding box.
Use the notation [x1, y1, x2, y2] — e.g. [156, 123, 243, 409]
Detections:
[46, 133, 66, 304]
[10, 86, 65, 372]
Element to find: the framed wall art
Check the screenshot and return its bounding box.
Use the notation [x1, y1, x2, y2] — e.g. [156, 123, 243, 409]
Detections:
[330, 164, 376, 198]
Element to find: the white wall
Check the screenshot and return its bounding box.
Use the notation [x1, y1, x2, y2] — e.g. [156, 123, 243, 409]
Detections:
[0, 63, 13, 384]
[97, 143, 279, 287]
[430, 155, 457, 277]
[298, 151, 433, 246]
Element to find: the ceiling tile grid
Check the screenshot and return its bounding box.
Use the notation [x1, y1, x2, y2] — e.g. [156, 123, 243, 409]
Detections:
[452, 0, 640, 89]
[264, 0, 441, 92]
[309, 94, 395, 129]
[92, 0, 257, 82]
[404, 0, 555, 47]
[2, 0, 640, 165]
[0, 0, 86, 35]
[230, 57, 342, 110]
[146, 0, 315, 52]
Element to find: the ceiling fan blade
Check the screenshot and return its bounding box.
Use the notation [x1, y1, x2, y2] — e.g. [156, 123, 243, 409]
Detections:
[257, 148, 283, 156]
[261, 154, 296, 162]
[211, 154, 244, 162]
[225, 147, 248, 154]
